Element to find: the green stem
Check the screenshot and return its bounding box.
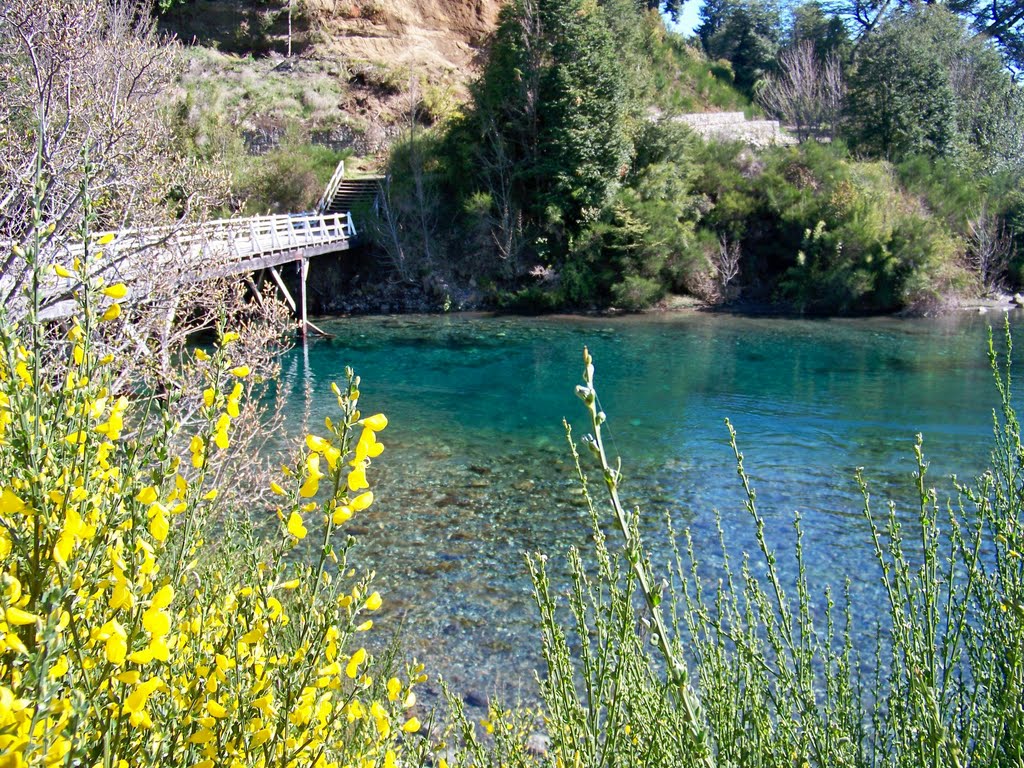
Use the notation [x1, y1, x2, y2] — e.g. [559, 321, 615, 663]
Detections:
[576, 347, 715, 768]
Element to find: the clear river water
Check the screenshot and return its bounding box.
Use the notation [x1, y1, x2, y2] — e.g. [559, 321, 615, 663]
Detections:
[272, 310, 1018, 706]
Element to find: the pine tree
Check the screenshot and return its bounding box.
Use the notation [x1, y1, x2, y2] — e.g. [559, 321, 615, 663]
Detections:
[700, 0, 782, 96]
[468, 0, 634, 257]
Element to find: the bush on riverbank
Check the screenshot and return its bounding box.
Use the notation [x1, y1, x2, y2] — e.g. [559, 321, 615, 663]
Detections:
[694, 140, 975, 312]
[0, 234, 426, 766]
[383, 123, 1018, 313]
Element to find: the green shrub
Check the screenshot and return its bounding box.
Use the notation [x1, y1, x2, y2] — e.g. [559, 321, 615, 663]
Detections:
[238, 136, 349, 215]
[454, 334, 1024, 766]
[610, 274, 664, 310]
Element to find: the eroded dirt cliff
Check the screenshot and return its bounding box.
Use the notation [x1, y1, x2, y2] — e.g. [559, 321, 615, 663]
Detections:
[167, 0, 501, 88]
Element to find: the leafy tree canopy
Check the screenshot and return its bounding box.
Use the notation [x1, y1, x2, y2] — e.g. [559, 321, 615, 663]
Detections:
[846, 5, 1022, 169]
[825, 0, 1024, 69]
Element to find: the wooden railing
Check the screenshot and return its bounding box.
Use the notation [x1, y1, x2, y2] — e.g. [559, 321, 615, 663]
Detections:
[66, 211, 354, 271]
[315, 160, 347, 214]
[35, 211, 355, 319]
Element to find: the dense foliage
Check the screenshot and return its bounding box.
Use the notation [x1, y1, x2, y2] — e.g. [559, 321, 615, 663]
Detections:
[365, 0, 1021, 314]
[846, 5, 1023, 170]
[0, 217, 428, 767]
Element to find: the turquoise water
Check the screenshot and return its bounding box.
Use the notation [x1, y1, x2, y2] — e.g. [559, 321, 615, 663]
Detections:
[275, 310, 1016, 703]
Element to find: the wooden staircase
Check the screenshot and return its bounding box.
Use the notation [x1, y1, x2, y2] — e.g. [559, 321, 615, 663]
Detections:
[316, 160, 383, 217]
[323, 177, 382, 215]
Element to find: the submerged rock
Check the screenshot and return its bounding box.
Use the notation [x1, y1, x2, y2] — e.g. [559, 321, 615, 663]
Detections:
[526, 733, 550, 757]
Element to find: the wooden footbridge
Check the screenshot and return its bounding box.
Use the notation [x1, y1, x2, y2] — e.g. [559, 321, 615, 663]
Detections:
[36, 161, 382, 337]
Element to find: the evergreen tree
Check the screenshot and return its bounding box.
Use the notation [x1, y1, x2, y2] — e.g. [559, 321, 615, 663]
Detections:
[649, 0, 688, 24]
[828, 0, 1023, 70]
[788, 1, 850, 62]
[697, 0, 732, 53]
[704, 0, 782, 96]
[467, 0, 634, 259]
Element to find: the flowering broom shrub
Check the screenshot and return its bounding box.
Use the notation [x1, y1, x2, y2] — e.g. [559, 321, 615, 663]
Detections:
[0, 229, 426, 767]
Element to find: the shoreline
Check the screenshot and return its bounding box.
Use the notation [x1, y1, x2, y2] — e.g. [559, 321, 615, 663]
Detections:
[310, 289, 1024, 325]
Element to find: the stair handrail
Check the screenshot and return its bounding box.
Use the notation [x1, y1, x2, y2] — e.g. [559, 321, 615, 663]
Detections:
[315, 159, 346, 214]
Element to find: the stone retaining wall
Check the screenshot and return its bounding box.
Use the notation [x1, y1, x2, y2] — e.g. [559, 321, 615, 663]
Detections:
[674, 112, 748, 127]
[671, 112, 796, 148]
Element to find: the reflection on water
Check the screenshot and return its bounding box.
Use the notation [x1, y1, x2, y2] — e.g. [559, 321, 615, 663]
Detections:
[271, 310, 1018, 704]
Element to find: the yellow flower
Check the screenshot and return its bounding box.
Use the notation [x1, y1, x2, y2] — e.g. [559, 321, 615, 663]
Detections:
[345, 648, 366, 679]
[100, 303, 121, 322]
[344, 700, 365, 722]
[227, 382, 242, 417]
[362, 413, 388, 431]
[53, 264, 74, 278]
[354, 429, 384, 464]
[136, 486, 158, 504]
[251, 728, 272, 747]
[347, 463, 368, 492]
[213, 414, 231, 450]
[332, 506, 352, 525]
[123, 677, 163, 715]
[287, 512, 307, 541]
[101, 283, 128, 299]
[305, 434, 329, 453]
[351, 491, 374, 511]
[151, 584, 174, 611]
[387, 678, 402, 702]
[270, 481, 286, 496]
[365, 592, 382, 611]
[188, 729, 215, 745]
[299, 454, 324, 498]
[221, 331, 240, 345]
[4, 607, 39, 626]
[48, 655, 69, 680]
[0, 489, 26, 514]
[189, 436, 205, 468]
[252, 693, 273, 716]
[103, 619, 128, 665]
[402, 716, 421, 733]
[148, 503, 170, 542]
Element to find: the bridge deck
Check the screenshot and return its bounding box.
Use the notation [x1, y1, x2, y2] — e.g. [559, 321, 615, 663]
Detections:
[38, 211, 355, 320]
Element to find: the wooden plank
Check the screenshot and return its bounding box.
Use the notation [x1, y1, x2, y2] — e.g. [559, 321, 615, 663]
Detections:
[267, 266, 297, 312]
[305, 320, 333, 338]
[299, 258, 308, 342]
[244, 275, 265, 308]
[193, 239, 348, 281]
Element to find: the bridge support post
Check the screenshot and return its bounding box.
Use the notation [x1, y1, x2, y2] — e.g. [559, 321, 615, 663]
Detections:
[299, 257, 309, 342]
